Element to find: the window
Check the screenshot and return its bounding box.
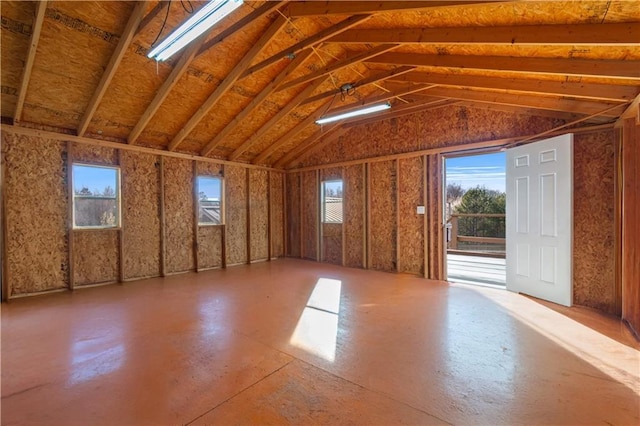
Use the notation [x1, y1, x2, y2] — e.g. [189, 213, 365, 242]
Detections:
[197, 176, 223, 225]
[72, 164, 120, 228]
[321, 180, 343, 223]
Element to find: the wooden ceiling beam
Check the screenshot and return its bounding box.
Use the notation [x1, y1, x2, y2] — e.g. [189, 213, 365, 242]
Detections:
[252, 99, 333, 165]
[200, 48, 314, 156]
[169, 14, 288, 151]
[286, 1, 501, 17]
[241, 14, 372, 79]
[128, 38, 205, 144]
[77, 1, 147, 137]
[224, 77, 329, 160]
[300, 66, 416, 106]
[14, 0, 47, 124]
[280, 126, 349, 169]
[196, 1, 285, 57]
[367, 52, 640, 79]
[415, 87, 628, 116]
[328, 23, 640, 45]
[277, 44, 399, 92]
[389, 72, 640, 102]
[274, 124, 345, 168]
[136, 1, 168, 36]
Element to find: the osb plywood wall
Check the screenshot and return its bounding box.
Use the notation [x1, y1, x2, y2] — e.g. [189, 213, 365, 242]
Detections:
[73, 231, 118, 286]
[1, 129, 285, 298]
[121, 151, 161, 280]
[285, 105, 620, 313]
[249, 169, 269, 261]
[286, 172, 301, 258]
[344, 164, 365, 268]
[198, 225, 223, 269]
[225, 165, 247, 266]
[300, 105, 564, 168]
[398, 157, 424, 275]
[369, 160, 397, 271]
[164, 157, 194, 273]
[301, 170, 318, 260]
[2, 133, 68, 296]
[573, 130, 616, 314]
[270, 172, 284, 258]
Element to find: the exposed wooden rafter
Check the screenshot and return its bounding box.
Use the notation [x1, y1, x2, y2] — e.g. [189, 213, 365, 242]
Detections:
[286, 1, 500, 17]
[77, 1, 147, 137]
[13, 0, 47, 124]
[200, 48, 314, 156]
[328, 23, 640, 45]
[390, 72, 640, 102]
[279, 126, 349, 169]
[168, 14, 289, 151]
[196, 1, 285, 56]
[241, 14, 372, 79]
[136, 1, 168, 36]
[367, 53, 640, 79]
[224, 76, 330, 160]
[252, 99, 333, 165]
[300, 66, 416, 106]
[277, 44, 399, 92]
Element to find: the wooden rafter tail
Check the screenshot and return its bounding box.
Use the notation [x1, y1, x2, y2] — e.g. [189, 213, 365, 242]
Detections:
[272, 123, 342, 168]
[276, 44, 400, 93]
[252, 100, 333, 166]
[168, 14, 289, 152]
[200, 49, 314, 156]
[286, 1, 502, 17]
[327, 23, 640, 45]
[616, 93, 640, 126]
[14, 0, 47, 124]
[77, 1, 147, 137]
[390, 72, 640, 102]
[196, 1, 286, 56]
[224, 76, 330, 160]
[128, 38, 205, 145]
[367, 53, 640, 80]
[241, 14, 372, 79]
[300, 66, 416, 106]
[282, 126, 349, 169]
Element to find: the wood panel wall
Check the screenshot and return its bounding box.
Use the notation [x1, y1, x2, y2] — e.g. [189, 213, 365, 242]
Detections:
[286, 172, 301, 258]
[301, 170, 318, 261]
[285, 105, 620, 314]
[1, 129, 285, 298]
[621, 117, 640, 337]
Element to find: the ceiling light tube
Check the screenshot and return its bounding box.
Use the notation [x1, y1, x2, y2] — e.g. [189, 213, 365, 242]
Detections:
[148, 0, 243, 61]
[315, 103, 391, 125]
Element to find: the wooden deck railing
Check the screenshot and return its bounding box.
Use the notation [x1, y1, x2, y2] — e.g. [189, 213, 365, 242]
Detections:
[447, 213, 506, 256]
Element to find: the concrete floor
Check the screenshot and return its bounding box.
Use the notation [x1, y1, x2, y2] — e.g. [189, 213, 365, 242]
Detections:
[2, 258, 639, 425]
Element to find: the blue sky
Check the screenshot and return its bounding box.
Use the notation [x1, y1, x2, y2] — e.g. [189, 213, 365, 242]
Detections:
[73, 165, 117, 194]
[446, 152, 505, 192]
[198, 176, 221, 200]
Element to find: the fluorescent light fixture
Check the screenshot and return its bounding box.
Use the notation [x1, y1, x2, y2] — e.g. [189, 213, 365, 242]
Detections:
[315, 103, 391, 125]
[148, 0, 243, 61]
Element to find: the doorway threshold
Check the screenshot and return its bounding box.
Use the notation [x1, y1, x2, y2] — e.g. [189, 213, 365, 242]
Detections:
[446, 253, 506, 288]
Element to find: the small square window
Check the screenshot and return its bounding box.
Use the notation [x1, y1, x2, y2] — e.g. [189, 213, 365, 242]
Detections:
[322, 180, 343, 224]
[72, 164, 120, 228]
[197, 176, 223, 225]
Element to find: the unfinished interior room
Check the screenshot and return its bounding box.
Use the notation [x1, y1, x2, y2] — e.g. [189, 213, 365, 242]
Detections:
[1, 0, 639, 424]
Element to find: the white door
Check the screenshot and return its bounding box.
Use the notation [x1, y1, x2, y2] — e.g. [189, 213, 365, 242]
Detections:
[506, 134, 573, 306]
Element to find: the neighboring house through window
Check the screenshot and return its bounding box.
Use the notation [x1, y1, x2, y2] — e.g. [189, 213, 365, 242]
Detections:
[322, 179, 343, 224]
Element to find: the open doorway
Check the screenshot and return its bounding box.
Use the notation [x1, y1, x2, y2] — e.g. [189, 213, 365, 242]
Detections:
[444, 151, 506, 287]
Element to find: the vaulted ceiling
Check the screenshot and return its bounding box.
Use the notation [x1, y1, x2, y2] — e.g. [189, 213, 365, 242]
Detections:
[2, 0, 639, 168]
